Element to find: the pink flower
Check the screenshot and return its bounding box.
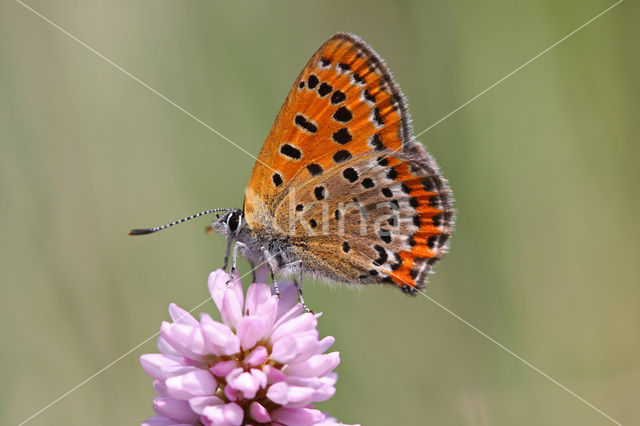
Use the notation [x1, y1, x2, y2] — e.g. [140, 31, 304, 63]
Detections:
[140, 269, 357, 426]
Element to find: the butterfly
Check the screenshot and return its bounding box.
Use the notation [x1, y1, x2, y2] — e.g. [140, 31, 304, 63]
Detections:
[131, 33, 454, 297]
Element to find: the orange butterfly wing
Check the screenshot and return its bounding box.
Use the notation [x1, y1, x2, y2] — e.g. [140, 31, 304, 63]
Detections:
[245, 34, 408, 227]
[244, 33, 454, 292]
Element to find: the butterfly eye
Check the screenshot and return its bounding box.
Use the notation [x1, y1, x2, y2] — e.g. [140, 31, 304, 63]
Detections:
[227, 211, 241, 233]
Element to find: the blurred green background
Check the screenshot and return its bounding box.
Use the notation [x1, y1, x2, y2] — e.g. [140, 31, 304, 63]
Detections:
[1, 1, 638, 425]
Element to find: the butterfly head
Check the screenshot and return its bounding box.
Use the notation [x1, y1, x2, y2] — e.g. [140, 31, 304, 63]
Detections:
[210, 208, 245, 238]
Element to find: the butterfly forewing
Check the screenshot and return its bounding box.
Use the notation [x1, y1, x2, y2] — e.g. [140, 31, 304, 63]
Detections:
[244, 33, 454, 292]
[245, 34, 407, 224]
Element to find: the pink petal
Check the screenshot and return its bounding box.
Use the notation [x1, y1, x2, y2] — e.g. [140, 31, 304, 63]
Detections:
[264, 365, 287, 384]
[283, 376, 324, 388]
[202, 402, 244, 426]
[271, 313, 317, 342]
[189, 395, 224, 415]
[153, 380, 168, 397]
[250, 368, 268, 389]
[227, 368, 259, 399]
[201, 405, 226, 426]
[245, 283, 278, 326]
[156, 336, 180, 357]
[272, 331, 320, 364]
[165, 370, 217, 400]
[285, 352, 340, 378]
[290, 332, 323, 364]
[208, 269, 230, 313]
[286, 373, 336, 390]
[270, 335, 299, 363]
[249, 401, 271, 423]
[286, 386, 316, 407]
[271, 407, 326, 426]
[316, 415, 361, 425]
[153, 397, 199, 423]
[274, 304, 305, 330]
[224, 383, 240, 401]
[236, 316, 270, 350]
[274, 281, 300, 319]
[207, 268, 244, 323]
[312, 384, 336, 402]
[228, 268, 244, 310]
[266, 381, 289, 404]
[317, 336, 335, 354]
[265, 382, 317, 407]
[210, 359, 239, 377]
[161, 322, 208, 359]
[200, 314, 240, 355]
[322, 372, 338, 386]
[244, 346, 268, 367]
[224, 402, 244, 425]
[259, 297, 278, 328]
[140, 354, 193, 380]
[222, 286, 243, 328]
[141, 416, 179, 426]
[245, 283, 271, 315]
[168, 303, 198, 326]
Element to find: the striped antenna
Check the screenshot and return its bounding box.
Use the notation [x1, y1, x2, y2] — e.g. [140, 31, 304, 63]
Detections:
[128, 208, 232, 235]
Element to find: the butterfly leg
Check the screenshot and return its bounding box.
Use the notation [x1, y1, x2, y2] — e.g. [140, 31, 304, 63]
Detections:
[260, 247, 280, 297]
[222, 237, 233, 270]
[271, 272, 280, 297]
[294, 269, 314, 314]
[230, 241, 247, 274]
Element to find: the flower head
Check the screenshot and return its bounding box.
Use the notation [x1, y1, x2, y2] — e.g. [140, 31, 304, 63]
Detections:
[141, 269, 355, 426]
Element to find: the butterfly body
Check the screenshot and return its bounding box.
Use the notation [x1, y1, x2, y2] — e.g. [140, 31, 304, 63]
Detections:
[212, 33, 455, 295]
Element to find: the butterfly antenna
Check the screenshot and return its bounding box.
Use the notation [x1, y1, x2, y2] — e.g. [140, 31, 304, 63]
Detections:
[128, 208, 232, 235]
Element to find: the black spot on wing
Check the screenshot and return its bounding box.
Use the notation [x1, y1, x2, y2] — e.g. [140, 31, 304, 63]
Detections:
[343, 167, 358, 183]
[352, 72, 365, 85]
[332, 128, 352, 144]
[368, 134, 385, 151]
[378, 229, 391, 244]
[387, 167, 398, 180]
[307, 74, 319, 89]
[294, 114, 318, 133]
[361, 178, 375, 189]
[363, 89, 376, 103]
[333, 150, 352, 163]
[318, 82, 332, 97]
[280, 143, 301, 159]
[306, 163, 323, 176]
[333, 106, 352, 123]
[331, 90, 346, 105]
[314, 186, 326, 201]
[372, 107, 385, 127]
[372, 245, 388, 266]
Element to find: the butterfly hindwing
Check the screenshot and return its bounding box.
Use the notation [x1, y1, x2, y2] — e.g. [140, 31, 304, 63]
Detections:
[275, 150, 452, 292]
